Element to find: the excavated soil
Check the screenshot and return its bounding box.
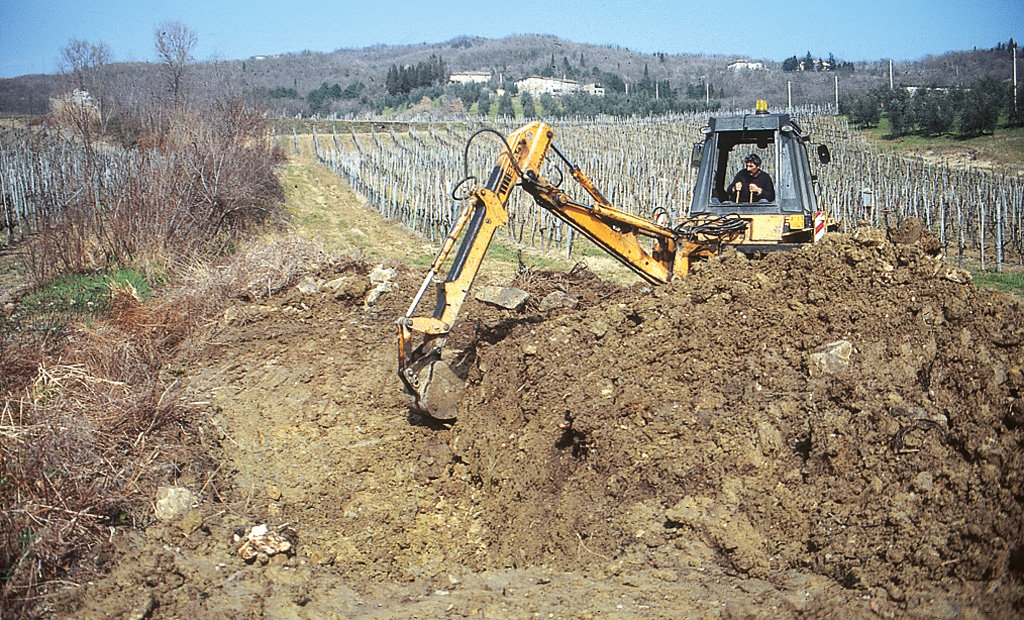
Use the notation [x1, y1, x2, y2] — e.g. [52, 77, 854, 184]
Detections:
[50, 216, 1024, 619]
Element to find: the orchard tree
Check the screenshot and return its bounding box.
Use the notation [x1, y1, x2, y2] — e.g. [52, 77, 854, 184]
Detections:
[840, 88, 882, 128]
[476, 91, 491, 116]
[914, 88, 955, 136]
[447, 82, 481, 109]
[884, 87, 913, 137]
[496, 92, 515, 118]
[520, 91, 537, 118]
[538, 92, 558, 118]
[958, 77, 1006, 137]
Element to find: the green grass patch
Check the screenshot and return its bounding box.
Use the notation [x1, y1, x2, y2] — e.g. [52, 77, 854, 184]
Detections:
[489, 242, 564, 271]
[281, 167, 314, 195]
[406, 234, 583, 277]
[299, 211, 329, 226]
[970, 269, 1024, 297]
[485, 243, 527, 264]
[854, 123, 1024, 167]
[3, 267, 153, 339]
[573, 244, 610, 257]
[21, 268, 152, 319]
[409, 252, 438, 269]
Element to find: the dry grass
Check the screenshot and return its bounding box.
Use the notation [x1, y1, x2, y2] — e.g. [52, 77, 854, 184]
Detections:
[0, 235, 329, 618]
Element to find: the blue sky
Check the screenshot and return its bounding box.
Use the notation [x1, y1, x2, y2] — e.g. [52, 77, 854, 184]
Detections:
[0, 0, 1020, 78]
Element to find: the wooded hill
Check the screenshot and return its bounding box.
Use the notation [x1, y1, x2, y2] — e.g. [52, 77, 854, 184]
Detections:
[0, 34, 1018, 117]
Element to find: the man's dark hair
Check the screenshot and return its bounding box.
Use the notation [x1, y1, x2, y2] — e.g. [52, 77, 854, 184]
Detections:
[744, 153, 762, 166]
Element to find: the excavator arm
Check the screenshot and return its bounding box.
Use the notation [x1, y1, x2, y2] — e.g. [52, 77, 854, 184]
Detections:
[398, 121, 712, 419]
[397, 123, 547, 419]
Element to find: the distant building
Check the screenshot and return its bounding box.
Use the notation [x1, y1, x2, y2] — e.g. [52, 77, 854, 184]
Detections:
[728, 60, 766, 72]
[515, 76, 580, 97]
[798, 59, 830, 71]
[513, 77, 606, 97]
[449, 71, 492, 85]
[905, 86, 951, 95]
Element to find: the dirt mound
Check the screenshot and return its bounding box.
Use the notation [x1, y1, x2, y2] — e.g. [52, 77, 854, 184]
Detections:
[452, 225, 1024, 615]
[50, 225, 1024, 619]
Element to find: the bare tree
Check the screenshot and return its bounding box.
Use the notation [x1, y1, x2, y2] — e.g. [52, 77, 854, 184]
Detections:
[55, 39, 113, 140]
[154, 20, 198, 106]
[58, 38, 112, 92]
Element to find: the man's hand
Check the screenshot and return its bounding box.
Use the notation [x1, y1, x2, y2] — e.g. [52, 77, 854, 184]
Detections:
[749, 183, 762, 193]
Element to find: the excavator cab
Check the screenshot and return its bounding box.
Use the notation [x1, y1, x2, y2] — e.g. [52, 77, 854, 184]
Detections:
[689, 101, 833, 253]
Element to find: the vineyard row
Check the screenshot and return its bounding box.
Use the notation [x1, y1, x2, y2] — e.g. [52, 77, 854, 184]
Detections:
[314, 112, 1024, 269]
[2, 113, 1021, 273]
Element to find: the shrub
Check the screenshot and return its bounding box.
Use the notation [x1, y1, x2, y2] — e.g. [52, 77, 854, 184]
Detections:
[8, 98, 286, 280]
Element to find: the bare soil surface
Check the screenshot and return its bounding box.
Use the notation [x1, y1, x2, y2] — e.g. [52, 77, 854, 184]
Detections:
[47, 161, 1024, 619]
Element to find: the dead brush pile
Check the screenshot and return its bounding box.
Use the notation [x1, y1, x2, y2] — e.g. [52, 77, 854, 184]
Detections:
[0, 236, 330, 618]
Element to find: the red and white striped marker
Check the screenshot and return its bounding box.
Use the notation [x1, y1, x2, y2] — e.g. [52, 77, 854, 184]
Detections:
[813, 211, 826, 243]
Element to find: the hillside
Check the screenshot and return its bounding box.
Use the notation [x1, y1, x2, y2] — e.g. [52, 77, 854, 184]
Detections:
[0, 35, 1017, 116]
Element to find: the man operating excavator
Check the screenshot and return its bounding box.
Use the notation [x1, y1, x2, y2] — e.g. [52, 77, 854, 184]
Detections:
[728, 153, 775, 203]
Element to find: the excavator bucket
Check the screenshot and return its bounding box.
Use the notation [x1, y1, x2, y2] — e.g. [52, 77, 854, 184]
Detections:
[398, 319, 463, 420]
[400, 357, 462, 420]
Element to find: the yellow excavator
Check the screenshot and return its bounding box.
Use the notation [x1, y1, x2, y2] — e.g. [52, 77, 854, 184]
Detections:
[398, 104, 834, 419]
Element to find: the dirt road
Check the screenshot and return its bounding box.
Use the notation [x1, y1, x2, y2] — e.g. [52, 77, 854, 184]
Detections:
[50, 157, 1024, 619]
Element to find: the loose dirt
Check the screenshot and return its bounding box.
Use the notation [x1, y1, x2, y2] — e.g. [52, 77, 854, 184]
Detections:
[48, 159, 1024, 619]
